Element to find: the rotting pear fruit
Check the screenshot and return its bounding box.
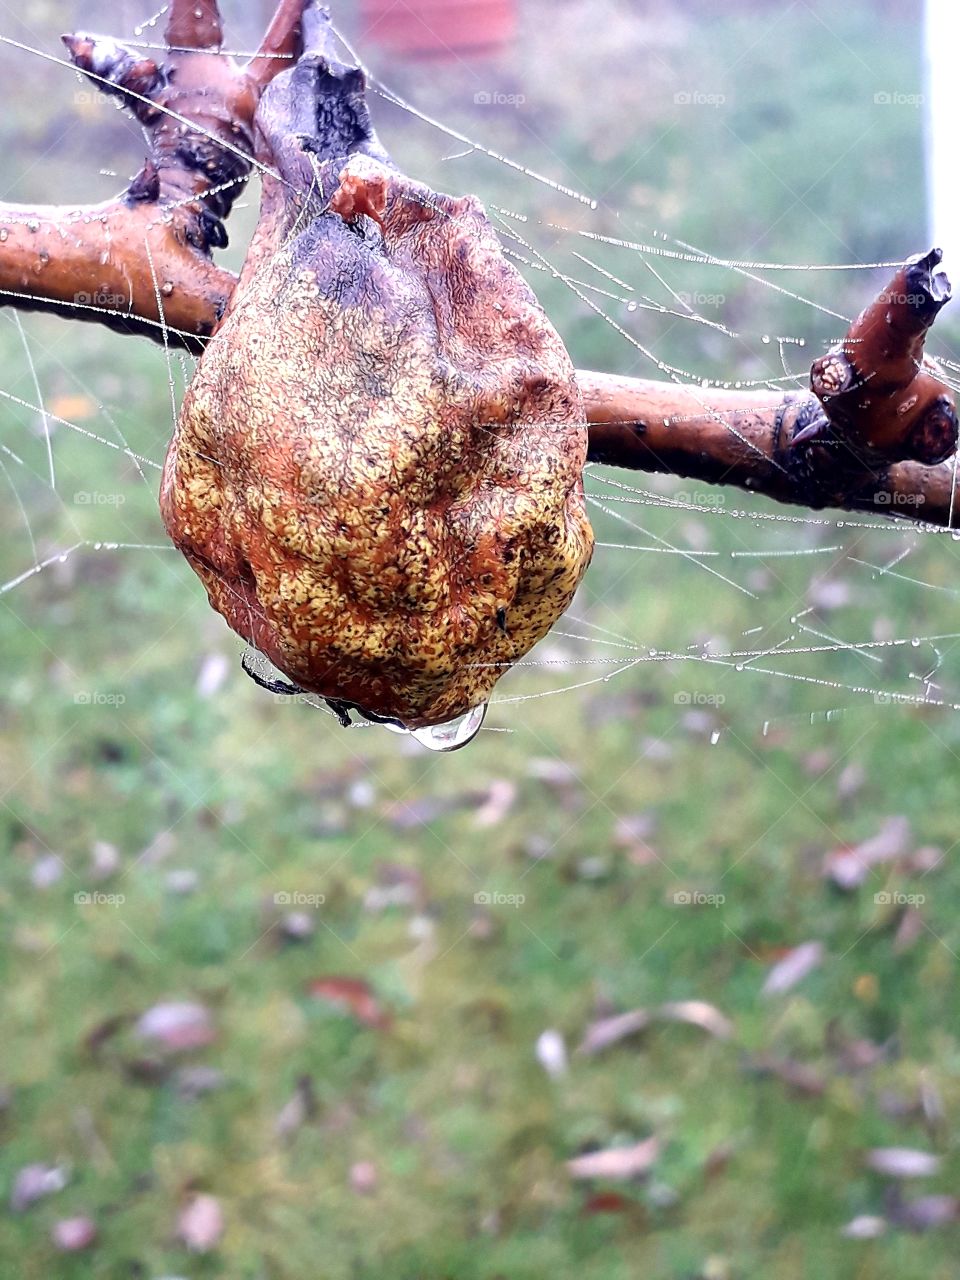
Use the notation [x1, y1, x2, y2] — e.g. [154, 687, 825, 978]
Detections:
[160, 3, 593, 731]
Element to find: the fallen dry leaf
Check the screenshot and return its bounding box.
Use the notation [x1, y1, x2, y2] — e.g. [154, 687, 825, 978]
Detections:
[307, 977, 389, 1029]
[823, 816, 911, 890]
[173, 1066, 226, 1100]
[472, 779, 517, 829]
[865, 1148, 942, 1178]
[836, 761, 866, 801]
[567, 1136, 660, 1181]
[279, 911, 315, 942]
[612, 813, 658, 848]
[177, 1193, 224, 1253]
[578, 1000, 733, 1055]
[10, 1163, 70, 1212]
[762, 941, 824, 996]
[657, 1001, 734, 1040]
[30, 854, 63, 890]
[920, 1071, 946, 1140]
[363, 863, 424, 914]
[383, 795, 460, 829]
[893, 1194, 960, 1231]
[580, 1191, 636, 1215]
[89, 840, 121, 880]
[908, 845, 944, 875]
[274, 1075, 316, 1142]
[749, 1055, 826, 1097]
[350, 1161, 378, 1195]
[137, 1001, 215, 1051]
[841, 1215, 887, 1239]
[894, 907, 925, 954]
[577, 1010, 652, 1056]
[535, 1029, 568, 1079]
[51, 1216, 97, 1252]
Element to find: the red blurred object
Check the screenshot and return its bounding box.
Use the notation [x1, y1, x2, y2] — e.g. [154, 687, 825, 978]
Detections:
[307, 976, 391, 1029]
[359, 0, 517, 59]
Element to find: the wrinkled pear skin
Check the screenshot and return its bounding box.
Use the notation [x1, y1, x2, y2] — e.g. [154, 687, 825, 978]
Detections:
[161, 156, 593, 727]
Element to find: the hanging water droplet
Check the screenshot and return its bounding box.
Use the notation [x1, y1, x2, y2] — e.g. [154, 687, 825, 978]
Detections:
[710, 729, 721, 745]
[626, 301, 638, 313]
[411, 703, 487, 752]
[911, 638, 921, 647]
[761, 334, 771, 344]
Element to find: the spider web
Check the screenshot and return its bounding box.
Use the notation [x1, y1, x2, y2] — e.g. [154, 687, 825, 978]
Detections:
[1, 1, 958, 752]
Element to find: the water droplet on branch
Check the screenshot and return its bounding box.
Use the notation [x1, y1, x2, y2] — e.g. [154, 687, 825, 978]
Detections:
[411, 702, 488, 752]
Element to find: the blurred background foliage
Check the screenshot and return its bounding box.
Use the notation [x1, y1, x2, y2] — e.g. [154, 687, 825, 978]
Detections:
[2, 2, 960, 1277]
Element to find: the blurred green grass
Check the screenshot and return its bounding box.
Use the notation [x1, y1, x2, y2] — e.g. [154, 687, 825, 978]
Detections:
[2, 2, 960, 1277]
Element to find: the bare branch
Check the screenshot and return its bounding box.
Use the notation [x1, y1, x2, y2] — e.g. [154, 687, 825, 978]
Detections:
[580, 251, 959, 527]
[0, 6, 956, 537]
[247, 0, 304, 90]
[165, 0, 223, 51]
[0, 199, 236, 347]
[0, 2, 307, 348]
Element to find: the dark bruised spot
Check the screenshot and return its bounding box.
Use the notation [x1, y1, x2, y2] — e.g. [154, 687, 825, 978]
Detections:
[496, 606, 507, 633]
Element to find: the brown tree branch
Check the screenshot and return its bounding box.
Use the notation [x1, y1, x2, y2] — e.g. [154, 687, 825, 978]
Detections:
[0, 4, 957, 535]
[0, 1, 305, 350]
[581, 249, 960, 526]
[165, 0, 224, 50]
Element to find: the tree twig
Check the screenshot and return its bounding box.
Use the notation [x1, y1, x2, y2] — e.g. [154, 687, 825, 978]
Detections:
[0, 3, 956, 535]
[0, 0, 305, 350]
